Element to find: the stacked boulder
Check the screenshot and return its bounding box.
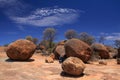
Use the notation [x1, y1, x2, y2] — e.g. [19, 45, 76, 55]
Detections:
[6, 39, 36, 61]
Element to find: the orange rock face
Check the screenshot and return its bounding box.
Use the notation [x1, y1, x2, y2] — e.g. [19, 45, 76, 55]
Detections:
[64, 39, 92, 62]
[62, 57, 85, 76]
[6, 39, 36, 61]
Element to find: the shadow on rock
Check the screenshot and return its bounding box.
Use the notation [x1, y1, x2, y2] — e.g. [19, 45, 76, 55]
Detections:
[5, 58, 35, 62]
[60, 71, 85, 78]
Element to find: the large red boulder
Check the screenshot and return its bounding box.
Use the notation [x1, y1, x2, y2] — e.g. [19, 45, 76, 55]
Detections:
[53, 40, 67, 59]
[6, 39, 36, 61]
[91, 43, 110, 59]
[62, 57, 85, 76]
[64, 39, 92, 62]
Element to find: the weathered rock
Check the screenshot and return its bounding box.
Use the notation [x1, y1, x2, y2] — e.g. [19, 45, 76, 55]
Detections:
[45, 57, 54, 63]
[55, 45, 65, 57]
[53, 40, 66, 59]
[89, 53, 100, 61]
[35, 50, 42, 53]
[64, 39, 92, 62]
[62, 57, 85, 76]
[49, 53, 55, 60]
[117, 58, 120, 64]
[105, 45, 118, 58]
[6, 39, 36, 61]
[39, 45, 45, 50]
[117, 48, 120, 58]
[99, 60, 107, 65]
[91, 43, 110, 59]
[57, 40, 67, 45]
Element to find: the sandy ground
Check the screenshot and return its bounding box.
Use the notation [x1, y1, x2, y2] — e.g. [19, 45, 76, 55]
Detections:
[0, 50, 120, 80]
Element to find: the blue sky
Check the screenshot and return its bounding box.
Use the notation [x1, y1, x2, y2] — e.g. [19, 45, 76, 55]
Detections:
[0, 0, 120, 46]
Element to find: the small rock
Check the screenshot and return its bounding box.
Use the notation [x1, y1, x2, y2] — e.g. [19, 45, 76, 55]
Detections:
[117, 58, 120, 64]
[99, 60, 107, 65]
[35, 50, 42, 53]
[49, 53, 55, 60]
[45, 57, 54, 63]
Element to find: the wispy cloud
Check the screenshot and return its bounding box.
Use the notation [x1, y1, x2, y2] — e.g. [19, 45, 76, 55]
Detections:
[11, 7, 80, 27]
[101, 32, 120, 40]
[100, 32, 108, 35]
[0, 0, 80, 27]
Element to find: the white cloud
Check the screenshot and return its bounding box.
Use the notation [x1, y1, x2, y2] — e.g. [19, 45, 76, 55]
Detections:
[11, 8, 80, 27]
[0, 0, 80, 27]
[100, 32, 109, 36]
[112, 33, 120, 36]
[104, 33, 120, 40]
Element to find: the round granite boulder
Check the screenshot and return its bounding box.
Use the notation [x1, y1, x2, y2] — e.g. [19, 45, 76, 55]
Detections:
[6, 39, 36, 61]
[62, 57, 85, 76]
[64, 39, 92, 62]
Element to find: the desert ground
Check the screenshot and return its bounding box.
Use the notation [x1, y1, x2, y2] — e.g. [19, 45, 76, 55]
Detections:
[0, 47, 120, 80]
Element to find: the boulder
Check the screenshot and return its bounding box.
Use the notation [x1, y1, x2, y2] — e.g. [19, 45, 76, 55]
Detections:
[91, 43, 110, 59]
[49, 53, 55, 60]
[99, 60, 107, 65]
[64, 39, 92, 62]
[45, 57, 54, 63]
[35, 50, 42, 53]
[6, 39, 36, 61]
[117, 48, 120, 58]
[105, 45, 118, 58]
[53, 40, 66, 59]
[55, 45, 65, 57]
[117, 58, 120, 64]
[39, 45, 45, 50]
[57, 40, 67, 45]
[62, 57, 85, 76]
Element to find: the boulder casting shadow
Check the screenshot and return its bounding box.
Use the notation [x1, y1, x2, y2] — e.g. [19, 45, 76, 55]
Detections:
[60, 71, 85, 78]
[5, 58, 35, 62]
